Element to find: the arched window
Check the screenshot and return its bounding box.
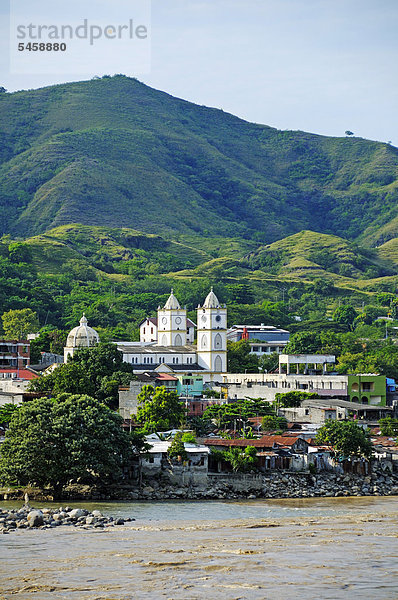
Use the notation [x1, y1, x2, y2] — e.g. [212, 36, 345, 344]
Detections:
[175, 333, 182, 346]
[214, 355, 223, 372]
[214, 333, 223, 349]
[161, 334, 167, 346]
[202, 335, 207, 348]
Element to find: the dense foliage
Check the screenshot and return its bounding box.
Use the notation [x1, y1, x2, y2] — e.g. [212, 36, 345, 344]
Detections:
[29, 343, 135, 409]
[1, 76, 398, 246]
[315, 420, 373, 459]
[0, 394, 141, 497]
[136, 385, 186, 433]
[203, 398, 275, 430]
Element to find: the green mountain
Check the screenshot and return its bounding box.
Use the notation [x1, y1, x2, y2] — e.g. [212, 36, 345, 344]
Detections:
[1, 75, 398, 245]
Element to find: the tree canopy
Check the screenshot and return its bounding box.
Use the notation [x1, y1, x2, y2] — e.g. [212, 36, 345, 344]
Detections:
[1, 308, 39, 339]
[315, 420, 373, 459]
[0, 394, 142, 497]
[227, 340, 259, 373]
[136, 385, 186, 433]
[29, 343, 135, 409]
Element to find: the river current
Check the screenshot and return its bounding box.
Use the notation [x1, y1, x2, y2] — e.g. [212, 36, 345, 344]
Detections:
[1, 496, 398, 599]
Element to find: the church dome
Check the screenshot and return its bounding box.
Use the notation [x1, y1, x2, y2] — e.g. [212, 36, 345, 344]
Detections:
[164, 289, 181, 310]
[203, 287, 220, 308]
[66, 314, 100, 349]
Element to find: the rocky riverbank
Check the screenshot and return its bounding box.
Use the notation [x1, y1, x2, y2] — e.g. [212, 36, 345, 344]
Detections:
[0, 505, 133, 534]
[129, 468, 398, 500]
[1, 468, 398, 504]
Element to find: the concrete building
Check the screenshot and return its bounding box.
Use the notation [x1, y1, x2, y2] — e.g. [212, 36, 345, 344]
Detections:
[227, 324, 290, 356]
[0, 340, 30, 370]
[118, 372, 178, 419]
[348, 374, 387, 406]
[278, 354, 336, 375]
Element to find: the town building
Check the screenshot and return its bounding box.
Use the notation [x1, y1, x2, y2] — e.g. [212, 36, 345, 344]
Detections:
[227, 324, 290, 356]
[140, 316, 195, 344]
[223, 354, 387, 406]
[0, 340, 30, 370]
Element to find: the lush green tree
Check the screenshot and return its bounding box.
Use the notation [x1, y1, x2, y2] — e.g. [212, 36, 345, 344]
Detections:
[203, 398, 274, 429]
[181, 432, 196, 443]
[187, 415, 215, 436]
[275, 390, 319, 408]
[315, 420, 373, 459]
[1, 308, 39, 339]
[333, 305, 357, 329]
[223, 446, 257, 472]
[227, 340, 259, 373]
[379, 417, 398, 437]
[0, 403, 19, 428]
[261, 415, 287, 431]
[136, 385, 186, 433]
[0, 394, 141, 498]
[285, 331, 322, 354]
[258, 352, 279, 374]
[29, 343, 135, 409]
[167, 432, 188, 461]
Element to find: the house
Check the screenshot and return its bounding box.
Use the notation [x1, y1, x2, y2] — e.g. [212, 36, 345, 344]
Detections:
[205, 435, 310, 472]
[347, 374, 387, 406]
[140, 437, 210, 485]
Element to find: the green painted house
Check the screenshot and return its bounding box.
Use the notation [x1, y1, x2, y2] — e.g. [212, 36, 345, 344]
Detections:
[347, 374, 386, 406]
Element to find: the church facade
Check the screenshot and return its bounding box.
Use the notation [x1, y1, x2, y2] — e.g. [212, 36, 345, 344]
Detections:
[118, 289, 228, 382]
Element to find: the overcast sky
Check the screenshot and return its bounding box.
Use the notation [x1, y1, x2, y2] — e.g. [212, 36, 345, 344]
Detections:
[2, 0, 398, 145]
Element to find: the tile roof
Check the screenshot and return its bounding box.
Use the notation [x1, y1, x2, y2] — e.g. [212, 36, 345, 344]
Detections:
[0, 368, 38, 380]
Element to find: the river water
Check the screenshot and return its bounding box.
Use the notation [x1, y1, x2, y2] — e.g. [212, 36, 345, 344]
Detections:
[1, 496, 398, 599]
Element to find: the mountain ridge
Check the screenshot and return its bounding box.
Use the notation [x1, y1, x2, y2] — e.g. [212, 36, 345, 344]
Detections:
[1, 75, 397, 245]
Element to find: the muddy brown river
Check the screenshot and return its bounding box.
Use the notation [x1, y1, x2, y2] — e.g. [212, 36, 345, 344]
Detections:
[1, 497, 398, 599]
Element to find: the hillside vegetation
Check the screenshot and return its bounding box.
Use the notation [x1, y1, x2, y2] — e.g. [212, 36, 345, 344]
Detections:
[1, 75, 398, 244]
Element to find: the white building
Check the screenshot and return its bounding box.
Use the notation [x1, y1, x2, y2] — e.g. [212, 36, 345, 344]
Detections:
[197, 288, 227, 374]
[118, 289, 227, 382]
[227, 324, 290, 356]
[64, 314, 100, 362]
[140, 291, 196, 345]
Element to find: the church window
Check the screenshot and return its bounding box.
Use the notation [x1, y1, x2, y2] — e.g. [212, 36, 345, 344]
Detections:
[175, 333, 182, 346]
[214, 355, 223, 371]
[161, 334, 167, 346]
[214, 333, 222, 349]
[201, 335, 207, 348]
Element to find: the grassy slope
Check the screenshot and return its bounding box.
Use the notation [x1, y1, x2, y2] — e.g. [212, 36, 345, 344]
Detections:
[0, 76, 398, 245]
[23, 225, 398, 304]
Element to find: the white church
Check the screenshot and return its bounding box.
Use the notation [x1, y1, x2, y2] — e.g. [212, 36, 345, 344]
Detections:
[63, 289, 227, 382]
[116, 288, 228, 382]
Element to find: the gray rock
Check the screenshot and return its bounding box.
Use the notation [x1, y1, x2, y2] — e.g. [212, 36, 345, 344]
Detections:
[85, 516, 96, 525]
[69, 508, 85, 519]
[91, 510, 102, 518]
[27, 510, 44, 527]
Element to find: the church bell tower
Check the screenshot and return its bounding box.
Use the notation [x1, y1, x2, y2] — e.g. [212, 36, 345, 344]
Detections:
[197, 288, 227, 373]
[157, 289, 187, 347]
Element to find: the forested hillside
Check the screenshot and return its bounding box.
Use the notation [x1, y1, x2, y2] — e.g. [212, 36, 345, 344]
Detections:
[1, 75, 398, 243]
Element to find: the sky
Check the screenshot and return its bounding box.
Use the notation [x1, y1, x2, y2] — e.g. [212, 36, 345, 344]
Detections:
[1, 0, 398, 145]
